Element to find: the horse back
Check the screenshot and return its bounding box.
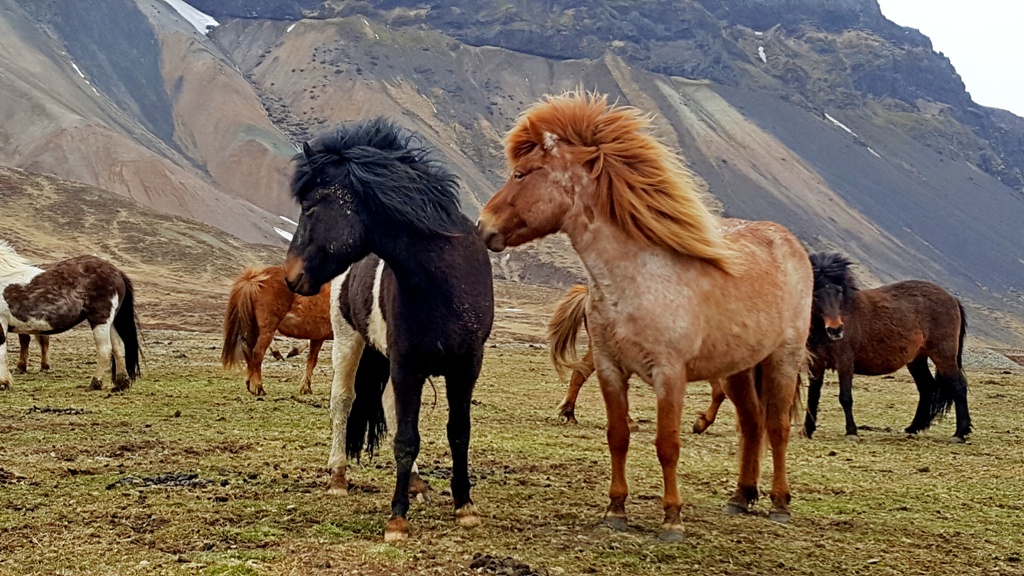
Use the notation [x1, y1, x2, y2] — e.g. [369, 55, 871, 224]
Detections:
[3, 255, 127, 333]
[840, 280, 962, 374]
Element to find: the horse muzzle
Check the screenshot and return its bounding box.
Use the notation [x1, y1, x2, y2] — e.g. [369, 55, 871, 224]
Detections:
[283, 255, 318, 296]
[476, 218, 506, 252]
[825, 325, 845, 340]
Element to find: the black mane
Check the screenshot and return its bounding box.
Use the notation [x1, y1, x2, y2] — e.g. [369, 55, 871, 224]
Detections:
[809, 251, 858, 293]
[291, 118, 467, 236]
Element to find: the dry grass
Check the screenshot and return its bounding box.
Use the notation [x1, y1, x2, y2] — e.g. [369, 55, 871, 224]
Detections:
[1, 328, 1023, 576]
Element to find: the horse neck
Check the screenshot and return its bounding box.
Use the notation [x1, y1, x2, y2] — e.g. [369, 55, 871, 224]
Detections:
[561, 206, 701, 301]
[367, 222, 466, 293]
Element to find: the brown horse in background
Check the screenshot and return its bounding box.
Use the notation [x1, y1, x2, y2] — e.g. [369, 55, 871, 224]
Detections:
[803, 252, 971, 441]
[479, 90, 812, 540]
[549, 284, 724, 433]
[221, 265, 332, 396]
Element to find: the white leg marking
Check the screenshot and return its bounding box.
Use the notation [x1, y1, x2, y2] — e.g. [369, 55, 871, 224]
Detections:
[328, 270, 357, 477]
[367, 260, 388, 355]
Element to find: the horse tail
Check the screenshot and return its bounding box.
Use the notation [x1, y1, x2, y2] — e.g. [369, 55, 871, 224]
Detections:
[956, 300, 967, 372]
[548, 284, 590, 381]
[930, 299, 970, 420]
[221, 267, 268, 370]
[112, 274, 142, 382]
[345, 345, 391, 461]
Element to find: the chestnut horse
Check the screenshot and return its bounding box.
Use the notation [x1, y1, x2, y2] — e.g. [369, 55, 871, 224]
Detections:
[548, 284, 724, 434]
[283, 119, 493, 542]
[478, 90, 812, 540]
[803, 252, 971, 441]
[1, 241, 141, 391]
[221, 266, 332, 396]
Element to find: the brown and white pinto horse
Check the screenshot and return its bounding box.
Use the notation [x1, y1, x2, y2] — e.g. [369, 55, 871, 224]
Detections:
[548, 284, 725, 434]
[1, 241, 141, 391]
[221, 265, 332, 396]
[478, 91, 812, 541]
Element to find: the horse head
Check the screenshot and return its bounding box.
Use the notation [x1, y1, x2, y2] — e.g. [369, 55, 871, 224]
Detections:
[284, 118, 465, 296]
[809, 251, 857, 341]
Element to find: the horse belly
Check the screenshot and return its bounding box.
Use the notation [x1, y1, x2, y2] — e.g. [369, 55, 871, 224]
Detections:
[7, 316, 56, 333]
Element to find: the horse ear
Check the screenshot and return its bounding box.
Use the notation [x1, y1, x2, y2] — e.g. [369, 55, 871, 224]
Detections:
[542, 132, 560, 152]
[302, 141, 314, 160]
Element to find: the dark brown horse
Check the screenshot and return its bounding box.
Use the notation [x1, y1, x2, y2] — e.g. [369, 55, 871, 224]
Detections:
[1, 241, 141, 391]
[803, 252, 971, 442]
[221, 265, 332, 396]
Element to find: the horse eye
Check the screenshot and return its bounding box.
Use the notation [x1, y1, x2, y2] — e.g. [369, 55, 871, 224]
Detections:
[513, 171, 525, 181]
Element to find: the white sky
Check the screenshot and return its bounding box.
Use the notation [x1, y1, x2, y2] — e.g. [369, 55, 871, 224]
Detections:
[877, 1, 1024, 116]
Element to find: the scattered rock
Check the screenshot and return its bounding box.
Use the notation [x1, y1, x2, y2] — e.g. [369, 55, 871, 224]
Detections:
[27, 406, 85, 415]
[469, 553, 548, 576]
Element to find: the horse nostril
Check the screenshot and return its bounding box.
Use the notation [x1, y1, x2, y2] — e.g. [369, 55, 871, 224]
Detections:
[479, 228, 505, 252]
[826, 325, 844, 340]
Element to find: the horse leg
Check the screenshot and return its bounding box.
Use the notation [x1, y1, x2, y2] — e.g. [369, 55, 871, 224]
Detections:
[110, 327, 130, 392]
[761, 354, 800, 523]
[16, 334, 30, 374]
[246, 331, 275, 396]
[38, 335, 50, 372]
[89, 323, 114, 390]
[722, 368, 762, 515]
[0, 323, 11, 390]
[384, 365, 427, 542]
[557, 348, 593, 424]
[652, 368, 686, 542]
[328, 335, 364, 496]
[692, 378, 727, 434]
[595, 358, 632, 531]
[803, 366, 826, 438]
[837, 362, 858, 439]
[932, 357, 972, 442]
[445, 357, 484, 528]
[905, 357, 938, 434]
[299, 339, 324, 395]
[380, 379, 430, 502]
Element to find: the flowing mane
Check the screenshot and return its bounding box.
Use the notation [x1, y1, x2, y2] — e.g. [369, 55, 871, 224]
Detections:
[504, 90, 741, 273]
[291, 118, 468, 236]
[0, 240, 37, 278]
[810, 251, 858, 295]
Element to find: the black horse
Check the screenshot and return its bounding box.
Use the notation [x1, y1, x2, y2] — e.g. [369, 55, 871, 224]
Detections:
[804, 252, 971, 442]
[283, 118, 494, 541]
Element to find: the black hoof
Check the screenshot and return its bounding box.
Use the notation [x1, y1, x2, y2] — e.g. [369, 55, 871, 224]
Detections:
[724, 502, 748, 516]
[658, 528, 684, 543]
[604, 515, 628, 532]
[768, 510, 791, 524]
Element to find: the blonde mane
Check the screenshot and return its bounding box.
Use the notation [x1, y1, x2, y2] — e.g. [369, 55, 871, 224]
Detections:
[505, 90, 741, 273]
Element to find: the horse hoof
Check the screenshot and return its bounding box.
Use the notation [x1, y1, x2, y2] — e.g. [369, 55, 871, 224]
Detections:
[844, 434, 859, 442]
[950, 436, 966, 444]
[658, 526, 684, 543]
[604, 514, 628, 532]
[299, 387, 312, 395]
[723, 502, 748, 516]
[768, 510, 792, 524]
[384, 518, 410, 542]
[16, 367, 27, 375]
[0, 380, 10, 391]
[327, 472, 349, 496]
[456, 504, 481, 527]
[692, 417, 707, 434]
[40, 364, 50, 372]
[89, 377, 103, 391]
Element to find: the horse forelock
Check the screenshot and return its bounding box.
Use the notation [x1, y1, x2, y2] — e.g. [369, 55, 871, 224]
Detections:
[810, 252, 857, 294]
[291, 118, 467, 236]
[507, 89, 741, 274]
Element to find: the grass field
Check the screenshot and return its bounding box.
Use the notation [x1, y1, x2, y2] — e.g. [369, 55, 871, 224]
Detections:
[1, 328, 1023, 576]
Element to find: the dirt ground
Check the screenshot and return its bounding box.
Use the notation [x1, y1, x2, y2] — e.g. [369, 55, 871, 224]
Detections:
[1, 327, 1022, 576]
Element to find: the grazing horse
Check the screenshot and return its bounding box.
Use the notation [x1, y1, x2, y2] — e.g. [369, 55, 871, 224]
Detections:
[803, 252, 971, 441]
[478, 90, 812, 540]
[16, 334, 51, 374]
[282, 118, 494, 542]
[221, 265, 332, 396]
[549, 284, 724, 434]
[0, 241, 141, 391]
